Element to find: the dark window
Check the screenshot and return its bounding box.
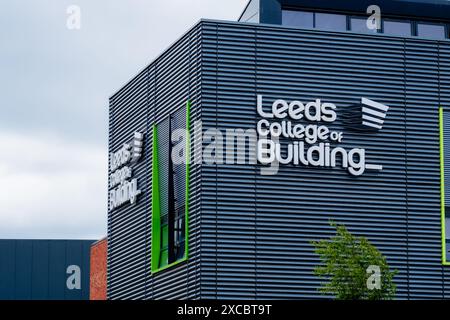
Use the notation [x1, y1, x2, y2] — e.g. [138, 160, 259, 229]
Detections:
[315, 12, 347, 31]
[383, 20, 412, 36]
[282, 9, 449, 40]
[152, 105, 189, 272]
[446, 213, 450, 262]
[417, 23, 446, 40]
[168, 107, 187, 264]
[350, 17, 377, 34]
[282, 10, 313, 28]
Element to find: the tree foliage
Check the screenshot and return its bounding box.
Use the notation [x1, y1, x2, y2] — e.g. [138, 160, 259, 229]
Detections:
[311, 222, 397, 300]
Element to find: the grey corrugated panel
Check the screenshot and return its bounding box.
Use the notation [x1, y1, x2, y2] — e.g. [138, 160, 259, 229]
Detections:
[108, 23, 202, 300]
[404, 40, 443, 298]
[200, 20, 445, 299]
[108, 65, 149, 300]
[149, 23, 202, 300]
[442, 45, 450, 305]
[108, 19, 450, 299]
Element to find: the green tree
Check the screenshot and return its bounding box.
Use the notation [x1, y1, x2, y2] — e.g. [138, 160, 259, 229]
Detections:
[311, 222, 397, 300]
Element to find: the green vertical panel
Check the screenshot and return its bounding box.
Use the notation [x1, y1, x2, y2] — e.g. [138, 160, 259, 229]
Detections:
[151, 125, 161, 272]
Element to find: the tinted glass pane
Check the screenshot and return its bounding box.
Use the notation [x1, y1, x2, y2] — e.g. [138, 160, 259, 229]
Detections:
[282, 10, 313, 28]
[351, 17, 377, 34]
[418, 23, 446, 40]
[240, 0, 259, 22]
[160, 249, 168, 266]
[315, 13, 347, 31]
[447, 241, 450, 262]
[383, 20, 411, 36]
[162, 225, 168, 248]
[446, 216, 450, 239]
[171, 107, 186, 209]
[246, 13, 259, 23]
[157, 117, 170, 218]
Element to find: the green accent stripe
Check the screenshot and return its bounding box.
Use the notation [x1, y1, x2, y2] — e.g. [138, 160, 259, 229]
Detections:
[439, 107, 450, 265]
[151, 124, 161, 272]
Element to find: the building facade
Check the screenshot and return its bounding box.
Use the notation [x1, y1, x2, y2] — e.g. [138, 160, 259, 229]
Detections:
[107, 0, 450, 299]
[0, 240, 94, 300]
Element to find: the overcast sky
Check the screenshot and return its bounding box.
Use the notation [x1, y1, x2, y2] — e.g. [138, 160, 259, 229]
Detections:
[0, 0, 247, 239]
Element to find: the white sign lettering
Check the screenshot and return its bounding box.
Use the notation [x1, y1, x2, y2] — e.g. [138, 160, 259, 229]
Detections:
[109, 132, 144, 211]
[256, 95, 385, 176]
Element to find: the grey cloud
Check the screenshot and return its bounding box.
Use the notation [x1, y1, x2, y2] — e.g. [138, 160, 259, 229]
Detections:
[0, 0, 247, 144]
[0, 0, 247, 239]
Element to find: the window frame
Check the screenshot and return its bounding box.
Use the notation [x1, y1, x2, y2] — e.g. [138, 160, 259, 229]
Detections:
[281, 9, 314, 29]
[349, 15, 380, 34]
[151, 101, 190, 273]
[416, 21, 447, 40]
[382, 18, 413, 37]
[314, 11, 348, 32]
[280, 7, 450, 40]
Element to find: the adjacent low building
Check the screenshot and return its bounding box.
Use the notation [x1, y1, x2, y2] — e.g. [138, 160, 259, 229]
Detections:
[0, 240, 94, 300]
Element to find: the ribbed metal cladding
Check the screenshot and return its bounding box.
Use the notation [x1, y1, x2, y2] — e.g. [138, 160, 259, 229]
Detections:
[108, 19, 450, 299]
[439, 42, 450, 298]
[200, 20, 450, 299]
[108, 67, 149, 300]
[108, 23, 202, 300]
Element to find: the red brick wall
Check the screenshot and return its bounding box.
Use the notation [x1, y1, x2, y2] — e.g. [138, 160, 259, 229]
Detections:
[90, 238, 107, 300]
